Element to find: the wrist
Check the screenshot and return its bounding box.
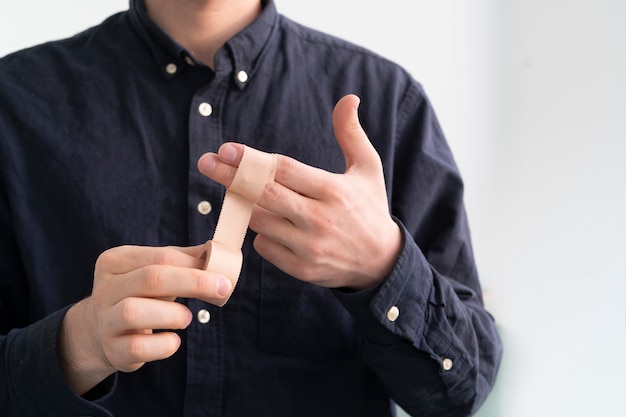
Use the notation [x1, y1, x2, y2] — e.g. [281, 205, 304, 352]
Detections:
[347, 219, 403, 291]
[59, 297, 115, 396]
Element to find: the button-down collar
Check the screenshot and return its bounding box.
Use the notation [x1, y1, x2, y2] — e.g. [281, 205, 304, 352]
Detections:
[128, 0, 276, 86]
[128, 0, 190, 79]
[217, 0, 276, 89]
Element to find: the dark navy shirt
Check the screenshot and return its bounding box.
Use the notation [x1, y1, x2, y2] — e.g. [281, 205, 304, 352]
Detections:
[0, 1, 502, 416]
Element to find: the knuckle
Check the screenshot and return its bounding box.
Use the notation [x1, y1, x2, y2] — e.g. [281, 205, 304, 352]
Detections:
[261, 181, 282, 203]
[142, 265, 164, 291]
[328, 182, 352, 206]
[275, 157, 293, 180]
[192, 270, 210, 295]
[95, 247, 121, 272]
[307, 207, 336, 238]
[304, 240, 329, 264]
[118, 298, 139, 325]
[154, 247, 177, 266]
[127, 337, 146, 363]
[91, 287, 107, 308]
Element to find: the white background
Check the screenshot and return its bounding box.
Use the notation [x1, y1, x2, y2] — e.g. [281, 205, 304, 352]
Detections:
[1, 1, 624, 416]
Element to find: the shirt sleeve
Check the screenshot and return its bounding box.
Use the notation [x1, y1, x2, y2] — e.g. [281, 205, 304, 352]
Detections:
[0, 307, 116, 417]
[334, 80, 503, 416]
[0, 177, 115, 416]
[335, 221, 501, 416]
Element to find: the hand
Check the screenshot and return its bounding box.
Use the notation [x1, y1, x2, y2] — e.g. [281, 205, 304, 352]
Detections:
[198, 94, 402, 290]
[59, 245, 232, 395]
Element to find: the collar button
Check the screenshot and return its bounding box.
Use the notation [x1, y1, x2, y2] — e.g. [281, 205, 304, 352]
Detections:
[236, 70, 249, 83]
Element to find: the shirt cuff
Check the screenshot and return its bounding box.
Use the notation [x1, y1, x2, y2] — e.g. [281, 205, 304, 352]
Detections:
[6, 306, 115, 416]
[333, 220, 433, 345]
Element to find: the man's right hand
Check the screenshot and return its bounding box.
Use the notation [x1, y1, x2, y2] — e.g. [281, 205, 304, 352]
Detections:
[58, 245, 232, 395]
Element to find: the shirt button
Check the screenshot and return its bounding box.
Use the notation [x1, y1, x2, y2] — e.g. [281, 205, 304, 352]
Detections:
[442, 358, 453, 371]
[386, 306, 400, 322]
[165, 63, 177, 74]
[236, 70, 249, 83]
[198, 102, 213, 117]
[197, 309, 211, 324]
[197, 200, 212, 215]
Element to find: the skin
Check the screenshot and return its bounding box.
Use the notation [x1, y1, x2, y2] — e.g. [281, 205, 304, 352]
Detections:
[198, 95, 403, 291]
[59, 245, 234, 395]
[144, 0, 262, 68]
[58, 0, 402, 397]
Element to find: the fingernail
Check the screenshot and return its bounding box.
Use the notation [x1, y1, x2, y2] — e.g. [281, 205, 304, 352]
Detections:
[219, 144, 237, 162]
[198, 154, 216, 172]
[217, 276, 232, 297]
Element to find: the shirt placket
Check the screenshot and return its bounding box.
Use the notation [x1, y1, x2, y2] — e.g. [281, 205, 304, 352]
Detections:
[184, 71, 232, 417]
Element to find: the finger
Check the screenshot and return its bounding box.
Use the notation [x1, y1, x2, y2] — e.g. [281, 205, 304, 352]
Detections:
[197, 152, 237, 187]
[272, 154, 332, 198]
[332, 94, 383, 176]
[104, 298, 192, 335]
[107, 332, 182, 373]
[217, 142, 245, 166]
[198, 143, 333, 199]
[252, 178, 314, 224]
[176, 244, 208, 258]
[253, 234, 335, 286]
[96, 245, 205, 276]
[103, 265, 232, 306]
[253, 234, 298, 275]
[249, 205, 301, 246]
[196, 142, 245, 184]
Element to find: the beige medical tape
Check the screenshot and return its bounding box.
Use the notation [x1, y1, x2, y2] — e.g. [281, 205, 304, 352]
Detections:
[202, 145, 277, 303]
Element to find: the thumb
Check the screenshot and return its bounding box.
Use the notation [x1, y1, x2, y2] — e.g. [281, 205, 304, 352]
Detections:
[332, 94, 382, 175]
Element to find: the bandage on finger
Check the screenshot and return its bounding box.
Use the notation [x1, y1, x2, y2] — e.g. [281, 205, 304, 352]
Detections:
[202, 145, 277, 305]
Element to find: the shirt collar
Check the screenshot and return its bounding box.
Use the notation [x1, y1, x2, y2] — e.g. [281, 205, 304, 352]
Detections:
[128, 0, 277, 87]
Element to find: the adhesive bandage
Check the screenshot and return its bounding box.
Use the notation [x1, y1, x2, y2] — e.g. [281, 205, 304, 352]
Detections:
[202, 145, 277, 305]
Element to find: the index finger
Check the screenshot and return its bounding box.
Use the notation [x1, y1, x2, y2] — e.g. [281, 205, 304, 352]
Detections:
[201, 142, 333, 199]
[106, 264, 231, 307]
[96, 245, 206, 276]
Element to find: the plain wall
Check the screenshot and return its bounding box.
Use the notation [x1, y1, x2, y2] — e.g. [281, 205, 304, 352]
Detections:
[1, 1, 624, 416]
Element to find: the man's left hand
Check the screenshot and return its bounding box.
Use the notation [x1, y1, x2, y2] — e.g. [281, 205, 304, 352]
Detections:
[198, 94, 402, 290]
